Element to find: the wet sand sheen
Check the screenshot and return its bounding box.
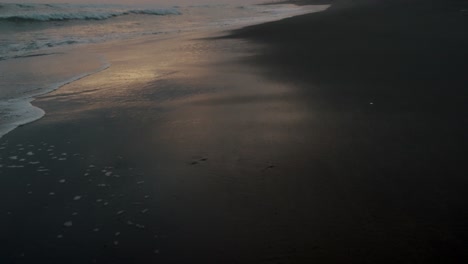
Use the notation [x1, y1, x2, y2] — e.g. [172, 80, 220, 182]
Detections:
[0, 32, 315, 263]
[1, 0, 468, 263]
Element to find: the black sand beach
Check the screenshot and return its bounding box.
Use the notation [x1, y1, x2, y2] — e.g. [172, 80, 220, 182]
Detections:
[1, 0, 467, 263]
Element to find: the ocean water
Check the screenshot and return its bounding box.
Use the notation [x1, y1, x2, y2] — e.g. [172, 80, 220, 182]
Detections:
[0, 2, 329, 138]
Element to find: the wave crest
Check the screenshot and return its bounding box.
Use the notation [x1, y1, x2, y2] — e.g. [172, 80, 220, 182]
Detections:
[0, 3, 181, 22]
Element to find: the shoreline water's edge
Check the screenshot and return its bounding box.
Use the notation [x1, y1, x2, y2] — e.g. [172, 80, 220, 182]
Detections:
[0, 0, 467, 263]
[0, 2, 328, 140]
[0, 58, 110, 139]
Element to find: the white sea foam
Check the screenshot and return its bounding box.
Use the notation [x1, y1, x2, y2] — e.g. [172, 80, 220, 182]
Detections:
[0, 100, 44, 138]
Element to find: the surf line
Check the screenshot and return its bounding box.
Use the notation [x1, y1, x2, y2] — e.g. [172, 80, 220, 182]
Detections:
[0, 55, 110, 139]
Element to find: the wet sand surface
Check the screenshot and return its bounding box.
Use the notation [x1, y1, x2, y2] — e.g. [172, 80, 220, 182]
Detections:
[1, 0, 468, 263]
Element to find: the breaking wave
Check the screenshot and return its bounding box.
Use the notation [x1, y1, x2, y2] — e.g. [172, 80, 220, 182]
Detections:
[0, 3, 181, 22]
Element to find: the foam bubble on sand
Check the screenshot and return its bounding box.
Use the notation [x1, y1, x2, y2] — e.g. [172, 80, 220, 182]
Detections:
[113, 241, 119, 246]
[72, 212, 78, 216]
[115, 232, 121, 236]
[96, 199, 103, 203]
[93, 228, 100, 232]
[116, 210, 125, 215]
[9, 156, 18, 160]
[26, 152, 34, 156]
[137, 181, 145, 184]
[59, 179, 66, 183]
[135, 224, 145, 229]
[29, 161, 40, 164]
[57, 234, 63, 239]
[63, 221, 73, 227]
[49, 192, 55, 195]
[105, 171, 112, 176]
[58, 158, 67, 161]
[141, 209, 149, 214]
[73, 195, 82, 201]
[8, 165, 25, 168]
[37, 168, 49, 172]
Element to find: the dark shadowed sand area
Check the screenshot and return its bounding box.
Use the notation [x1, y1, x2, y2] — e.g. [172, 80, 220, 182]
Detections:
[1, 0, 467, 263]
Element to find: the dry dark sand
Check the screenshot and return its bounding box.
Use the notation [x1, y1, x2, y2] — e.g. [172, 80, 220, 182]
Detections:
[1, 0, 467, 263]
